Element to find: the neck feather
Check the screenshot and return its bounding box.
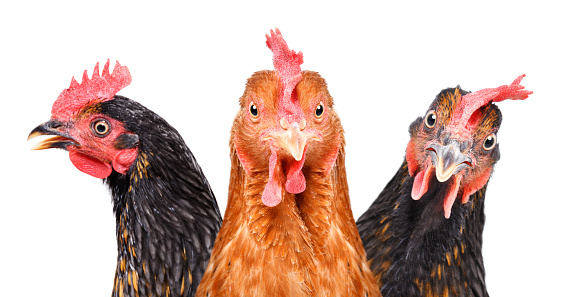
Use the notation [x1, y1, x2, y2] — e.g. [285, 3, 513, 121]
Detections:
[101, 97, 221, 297]
[358, 161, 488, 297]
[197, 145, 380, 297]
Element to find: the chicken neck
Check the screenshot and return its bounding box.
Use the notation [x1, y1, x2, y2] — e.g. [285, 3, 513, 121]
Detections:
[102, 97, 222, 297]
[358, 160, 488, 297]
[198, 147, 380, 297]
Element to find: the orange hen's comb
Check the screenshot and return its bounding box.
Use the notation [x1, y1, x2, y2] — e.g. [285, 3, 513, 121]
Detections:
[51, 59, 131, 119]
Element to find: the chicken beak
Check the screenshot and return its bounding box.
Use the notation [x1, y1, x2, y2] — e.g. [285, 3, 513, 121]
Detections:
[426, 141, 473, 182]
[28, 120, 78, 150]
[263, 118, 322, 161]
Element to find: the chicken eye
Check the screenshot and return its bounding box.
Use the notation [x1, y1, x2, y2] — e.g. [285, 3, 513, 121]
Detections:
[483, 134, 496, 151]
[315, 102, 324, 118]
[425, 110, 437, 128]
[249, 102, 259, 118]
[91, 119, 111, 137]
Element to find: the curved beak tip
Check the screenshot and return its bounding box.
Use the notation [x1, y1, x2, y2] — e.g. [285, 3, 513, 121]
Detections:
[28, 122, 77, 151]
[290, 150, 303, 161]
[28, 124, 48, 141]
[27, 131, 41, 141]
[428, 142, 472, 183]
[264, 121, 322, 161]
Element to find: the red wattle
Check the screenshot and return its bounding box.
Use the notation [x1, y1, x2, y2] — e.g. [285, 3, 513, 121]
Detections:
[411, 171, 425, 200]
[443, 175, 462, 219]
[461, 189, 473, 204]
[285, 154, 306, 194]
[69, 150, 112, 179]
[411, 165, 433, 200]
[263, 179, 283, 207]
[262, 148, 283, 207]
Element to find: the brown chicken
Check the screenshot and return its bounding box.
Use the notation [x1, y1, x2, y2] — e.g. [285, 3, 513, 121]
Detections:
[196, 29, 380, 297]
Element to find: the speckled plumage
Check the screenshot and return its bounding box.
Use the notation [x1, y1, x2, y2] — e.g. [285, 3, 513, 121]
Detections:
[101, 97, 223, 297]
[357, 86, 512, 297]
[30, 61, 223, 297]
[358, 161, 489, 297]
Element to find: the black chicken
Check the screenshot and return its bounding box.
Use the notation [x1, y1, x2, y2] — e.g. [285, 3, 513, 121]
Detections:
[357, 75, 531, 297]
[28, 60, 222, 297]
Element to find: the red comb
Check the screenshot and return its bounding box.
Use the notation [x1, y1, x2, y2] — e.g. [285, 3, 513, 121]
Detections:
[449, 74, 532, 129]
[51, 59, 131, 119]
[266, 28, 304, 117]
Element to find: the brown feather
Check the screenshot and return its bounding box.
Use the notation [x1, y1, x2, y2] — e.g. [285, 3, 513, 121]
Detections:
[196, 71, 380, 297]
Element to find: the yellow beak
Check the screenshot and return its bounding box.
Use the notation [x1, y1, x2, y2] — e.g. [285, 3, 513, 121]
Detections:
[262, 118, 321, 161]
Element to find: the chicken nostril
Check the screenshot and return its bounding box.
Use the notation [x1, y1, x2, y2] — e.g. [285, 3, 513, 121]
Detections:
[299, 118, 306, 130]
[280, 118, 289, 129]
[49, 121, 63, 129]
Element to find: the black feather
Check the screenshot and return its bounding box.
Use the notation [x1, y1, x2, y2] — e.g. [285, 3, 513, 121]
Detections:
[101, 96, 222, 297]
[358, 162, 488, 297]
[357, 87, 504, 297]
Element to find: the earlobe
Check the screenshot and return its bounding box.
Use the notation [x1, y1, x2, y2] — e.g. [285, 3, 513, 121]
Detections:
[323, 139, 340, 176]
[112, 148, 138, 175]
[406, 140, 419, 176]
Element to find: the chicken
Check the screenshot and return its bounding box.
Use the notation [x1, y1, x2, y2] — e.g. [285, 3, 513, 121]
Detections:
[356, 75, 532, 297]
[196, 29, 380, 297]
[28, 60, 222, 297]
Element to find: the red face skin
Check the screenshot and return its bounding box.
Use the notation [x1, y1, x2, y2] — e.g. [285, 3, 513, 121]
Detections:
[30, 108, 138, 179]
[232, 70, 341, 207]
[404, 74, 531, 218]
[231, 29, 342, 208]
[405, 89, 502, 218]
[29, 60, 138, 179]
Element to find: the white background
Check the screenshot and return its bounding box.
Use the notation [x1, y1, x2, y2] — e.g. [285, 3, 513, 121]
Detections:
[1, 1, 578, 296]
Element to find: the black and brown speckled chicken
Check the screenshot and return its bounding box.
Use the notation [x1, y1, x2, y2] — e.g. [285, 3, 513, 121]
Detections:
[28, 60, 222, 297]
[357, 75, 532, 297]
